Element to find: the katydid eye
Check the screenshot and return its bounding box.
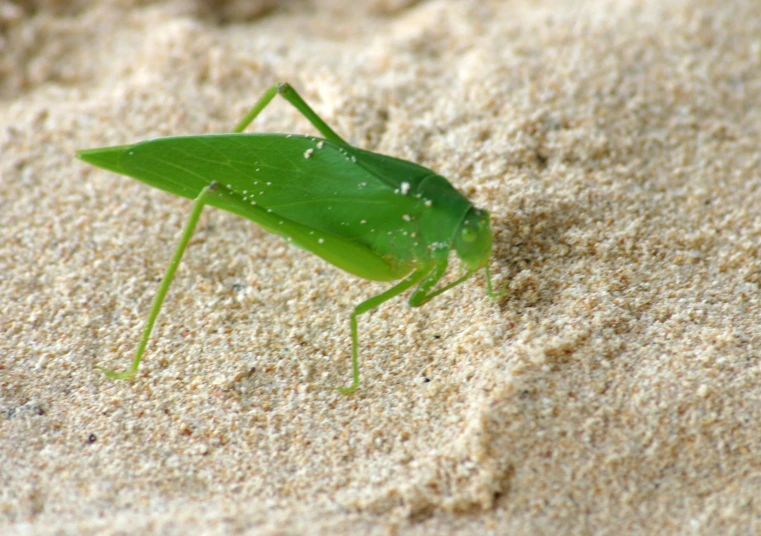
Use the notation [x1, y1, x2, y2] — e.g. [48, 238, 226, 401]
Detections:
[461, 225, 477, 243]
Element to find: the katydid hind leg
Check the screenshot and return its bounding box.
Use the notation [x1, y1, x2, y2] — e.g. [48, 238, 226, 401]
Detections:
[232, 82, 348, 144]
[98, 183, 219, 379]
[232, 85, 279, 133]
[340, 268, 431, 394]
[276, 83, 348, 144]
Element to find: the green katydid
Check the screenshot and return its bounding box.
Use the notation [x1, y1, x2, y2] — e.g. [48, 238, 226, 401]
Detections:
[78, 82, 503, 393]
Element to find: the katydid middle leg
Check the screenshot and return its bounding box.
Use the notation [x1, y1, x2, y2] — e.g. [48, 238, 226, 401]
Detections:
[341, 267, 433, 394]
[341, 260, 503, 392]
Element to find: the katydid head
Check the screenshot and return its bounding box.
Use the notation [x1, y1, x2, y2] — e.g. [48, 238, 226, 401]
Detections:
[454, 207, 492, 272]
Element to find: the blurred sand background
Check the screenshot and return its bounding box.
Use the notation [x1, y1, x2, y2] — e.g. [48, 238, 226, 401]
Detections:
[2, 0, 761, 533]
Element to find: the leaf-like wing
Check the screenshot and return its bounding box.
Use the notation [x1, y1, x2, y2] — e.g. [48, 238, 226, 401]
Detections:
[78, 134, 472, 280]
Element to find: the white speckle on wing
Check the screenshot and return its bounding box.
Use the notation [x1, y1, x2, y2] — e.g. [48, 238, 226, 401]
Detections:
[360, 219, 367, 224]
[402, 214, 411, 222]
[304, 148, 314, 159]
[400, 182, 410, 195]
[424, 199, 432, 207]
[318, 238, 325, 244]
[357, 182, 367, 189]
[316, 140, 324, 149]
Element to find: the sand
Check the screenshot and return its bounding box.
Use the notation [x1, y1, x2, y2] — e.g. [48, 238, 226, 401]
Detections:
[2, 0, 761, 533]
